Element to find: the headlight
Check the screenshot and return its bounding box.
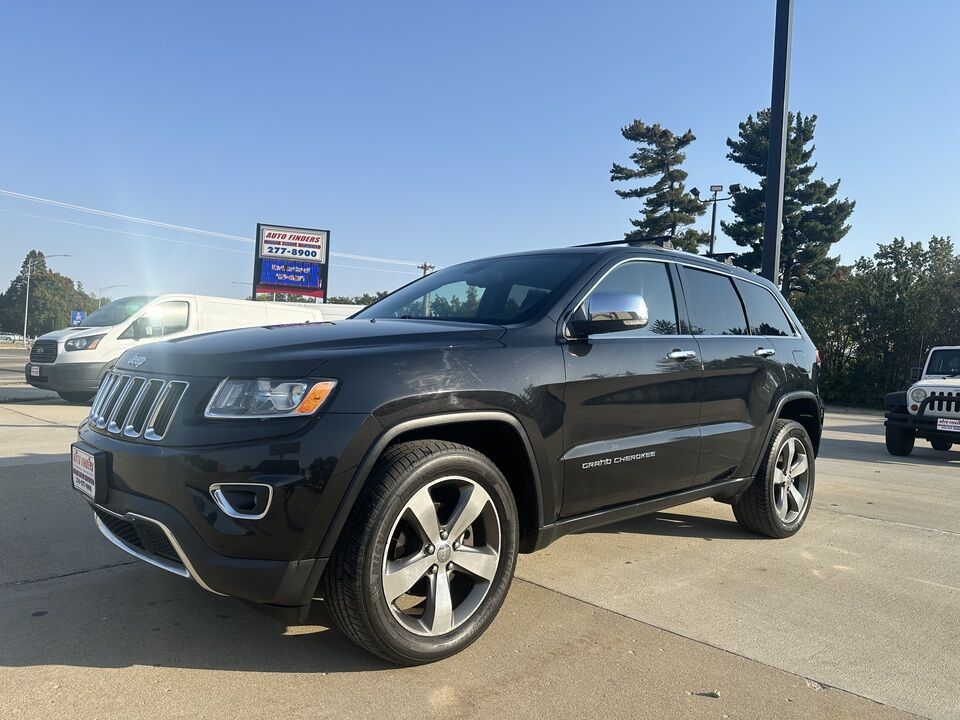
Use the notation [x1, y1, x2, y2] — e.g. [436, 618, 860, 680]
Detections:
[910, 387, 928, 403]
[204, 378, 337, 418]
[65, 334, 106, 351]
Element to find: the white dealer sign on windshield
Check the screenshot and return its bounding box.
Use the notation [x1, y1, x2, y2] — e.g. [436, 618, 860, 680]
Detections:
[258, 225, 328, 260]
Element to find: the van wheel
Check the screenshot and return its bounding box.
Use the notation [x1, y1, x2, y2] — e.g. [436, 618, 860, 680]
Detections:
[885, 426, 915, 456]
[58, 391, 94, 403]
[320, 440, 518, 665]
[931, 440, 953, 451]
[733, 419, 815, 539]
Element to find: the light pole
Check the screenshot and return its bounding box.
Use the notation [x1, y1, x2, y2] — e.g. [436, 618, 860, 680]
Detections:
[97, 284, 127, 309]
[23, 254, 71, 343]
[690, 184, 742, 254]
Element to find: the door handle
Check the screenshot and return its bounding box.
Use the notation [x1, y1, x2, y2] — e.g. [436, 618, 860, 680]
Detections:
[666, 349, 697, 361]
[754, 347, 777, 358]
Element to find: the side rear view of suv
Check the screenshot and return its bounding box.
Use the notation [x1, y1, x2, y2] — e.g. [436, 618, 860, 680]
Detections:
[72, 241, 822, 664]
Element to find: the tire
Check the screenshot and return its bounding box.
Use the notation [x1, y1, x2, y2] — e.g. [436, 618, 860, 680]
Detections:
[885, 425, 915, 456]
[58, 391, 95, 403]
[733, 419, 815, 539]
[931, 440, 953, 452]
[320, 440, 519, 665]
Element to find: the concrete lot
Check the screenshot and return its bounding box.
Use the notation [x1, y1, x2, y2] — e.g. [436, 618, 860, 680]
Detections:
[1, 359, 957, 719]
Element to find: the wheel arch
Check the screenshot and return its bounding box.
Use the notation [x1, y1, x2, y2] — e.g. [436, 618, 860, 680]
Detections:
[317, 411, 545, 557]
[751, 391, 823, 477]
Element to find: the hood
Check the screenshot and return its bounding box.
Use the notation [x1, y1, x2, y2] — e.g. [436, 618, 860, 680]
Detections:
[114, 318, 506, 378]
[37, 326, 110, 343]
[913, 377, 960, 389]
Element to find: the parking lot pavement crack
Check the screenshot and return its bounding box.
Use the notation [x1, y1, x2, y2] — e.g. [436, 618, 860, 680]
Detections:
[512, 577, 932, 720]
[1, 561, 136, 589]
[0, 404, 77, 428]
[815, 504, 960, 538]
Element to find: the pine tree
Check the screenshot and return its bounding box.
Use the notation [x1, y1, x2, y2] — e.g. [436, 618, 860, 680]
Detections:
[723, 111, 855, 295]
[610, 119, 707, 252]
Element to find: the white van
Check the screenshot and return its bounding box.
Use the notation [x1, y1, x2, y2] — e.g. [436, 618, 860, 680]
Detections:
[25, 294, 362, 402]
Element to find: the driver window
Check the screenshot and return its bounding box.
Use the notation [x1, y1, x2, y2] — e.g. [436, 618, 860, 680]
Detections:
[580, 262, 679, 336]
[122, 301, 190, 338]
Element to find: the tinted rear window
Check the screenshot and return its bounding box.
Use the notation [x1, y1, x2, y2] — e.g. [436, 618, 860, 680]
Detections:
[681, 268, 748, 336]
[735, 280, 795, 337]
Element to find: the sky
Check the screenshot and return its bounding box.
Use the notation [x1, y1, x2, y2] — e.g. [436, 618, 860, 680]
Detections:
[1, 1, 958, 301]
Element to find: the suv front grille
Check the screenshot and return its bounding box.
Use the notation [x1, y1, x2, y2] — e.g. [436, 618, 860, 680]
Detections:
[90, 371, 189, 441]
[94, 507, 183, 565]
[29, 339, 58, 363]
[927, 392, 960, 417]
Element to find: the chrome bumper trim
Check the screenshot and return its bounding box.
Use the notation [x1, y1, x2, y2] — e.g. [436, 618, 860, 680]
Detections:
[92, 504, 225, 596]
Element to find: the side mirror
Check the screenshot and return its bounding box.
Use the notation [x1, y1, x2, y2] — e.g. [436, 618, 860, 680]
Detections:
[569, 292, 649, 337]
[131, 317, 152, 341]
[909, 366, 922, 382]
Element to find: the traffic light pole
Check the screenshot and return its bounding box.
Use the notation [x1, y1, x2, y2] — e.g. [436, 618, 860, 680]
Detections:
[761, 0, 794, 287]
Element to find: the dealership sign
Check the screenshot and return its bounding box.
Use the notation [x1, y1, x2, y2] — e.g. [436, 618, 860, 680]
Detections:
[253, 223, 330, 299]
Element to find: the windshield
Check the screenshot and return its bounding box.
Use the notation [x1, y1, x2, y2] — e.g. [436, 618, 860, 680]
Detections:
[926, 349, 960, 376]
[78, 296, 157, 327]
[355, 254, 591, 324]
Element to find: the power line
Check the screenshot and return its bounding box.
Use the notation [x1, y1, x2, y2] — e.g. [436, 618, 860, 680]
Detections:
[9, 211, 423, 275]
[0, 187, 426, 267]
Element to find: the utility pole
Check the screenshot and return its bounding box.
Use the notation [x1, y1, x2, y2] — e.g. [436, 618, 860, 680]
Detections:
[417, 261, 435, 277]
[761, 0, 794, 285]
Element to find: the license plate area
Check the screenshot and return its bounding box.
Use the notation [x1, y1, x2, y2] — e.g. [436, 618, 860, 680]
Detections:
[30, 365, 40, 377]
[936, 417, 960, 432]
[71, 444, 109, 503]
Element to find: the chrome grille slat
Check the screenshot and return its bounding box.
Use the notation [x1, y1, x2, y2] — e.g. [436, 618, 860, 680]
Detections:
[126, 379, 165, 437]
[87, 371, 189, 441]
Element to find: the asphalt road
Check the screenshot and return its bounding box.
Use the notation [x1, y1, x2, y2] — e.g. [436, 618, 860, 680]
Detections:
[1, 393, 957, 719]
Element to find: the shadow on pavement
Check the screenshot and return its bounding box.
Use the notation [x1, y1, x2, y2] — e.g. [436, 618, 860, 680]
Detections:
[583, 510, 759, 541]
[0, 564, 391, 674]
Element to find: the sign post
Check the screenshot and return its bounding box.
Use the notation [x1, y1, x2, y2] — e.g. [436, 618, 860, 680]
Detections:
[252, 224, 330, 302]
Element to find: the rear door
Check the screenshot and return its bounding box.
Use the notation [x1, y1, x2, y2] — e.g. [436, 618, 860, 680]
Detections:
[734, 278, 807, 390]
[677, 266, 784, 486]
[560, 259, 702, 516]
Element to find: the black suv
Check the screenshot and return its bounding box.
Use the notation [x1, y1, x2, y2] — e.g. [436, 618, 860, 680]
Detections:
[72, 243, 822, 664]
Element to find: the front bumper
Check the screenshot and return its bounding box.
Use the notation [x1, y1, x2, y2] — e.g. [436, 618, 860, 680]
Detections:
[26, 359, 107, 393]
[76, 411, 381, 610]
[884, 410, 960, 441]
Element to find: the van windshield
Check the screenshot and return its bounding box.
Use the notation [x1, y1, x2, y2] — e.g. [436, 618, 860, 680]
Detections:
[78, 296, 157, 327]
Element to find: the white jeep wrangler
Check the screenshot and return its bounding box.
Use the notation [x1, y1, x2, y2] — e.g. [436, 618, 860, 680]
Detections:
[884, 346, 960, 456]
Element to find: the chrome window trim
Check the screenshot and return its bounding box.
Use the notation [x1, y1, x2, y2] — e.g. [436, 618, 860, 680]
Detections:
[209, 482, 275, 521]
[92, 504, 224, 596]
[562, 257, 681, 340]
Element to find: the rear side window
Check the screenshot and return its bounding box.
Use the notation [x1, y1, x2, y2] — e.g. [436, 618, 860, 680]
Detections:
[681, 268, 748, 336]
[735, 280, 795, 337]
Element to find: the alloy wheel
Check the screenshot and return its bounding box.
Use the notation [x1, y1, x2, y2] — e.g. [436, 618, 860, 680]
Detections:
[381, 476, 501, 637]
[772, 436, 810, 524]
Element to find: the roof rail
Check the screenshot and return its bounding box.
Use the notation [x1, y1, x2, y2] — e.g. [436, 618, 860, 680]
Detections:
[704, 252, 738, 266]
[576, 237, 674, 250]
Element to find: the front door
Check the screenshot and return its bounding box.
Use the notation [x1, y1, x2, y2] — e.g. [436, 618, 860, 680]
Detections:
[560, 260, 702, 517]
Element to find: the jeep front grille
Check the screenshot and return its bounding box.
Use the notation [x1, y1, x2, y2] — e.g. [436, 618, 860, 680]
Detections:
[90, 371, 189, 441]
[927, 392, 960, 418]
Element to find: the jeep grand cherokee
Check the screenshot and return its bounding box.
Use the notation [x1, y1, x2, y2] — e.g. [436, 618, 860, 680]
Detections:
[72, 241, 823, 664]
